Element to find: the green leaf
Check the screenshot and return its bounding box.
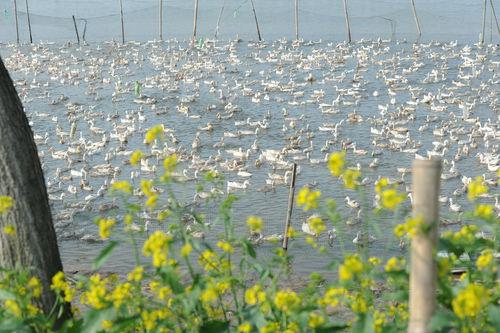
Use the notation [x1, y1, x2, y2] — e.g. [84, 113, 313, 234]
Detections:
[199, 320, 229, 333]
[92, 241, 118, 270]
[243, 240, 257, 259]
[0, 289, 16, 301]
[81, 308, 115, 333]
[429, 311, 455, 332]
[487, 305, 500, 332]
[0, 318, 30, 333]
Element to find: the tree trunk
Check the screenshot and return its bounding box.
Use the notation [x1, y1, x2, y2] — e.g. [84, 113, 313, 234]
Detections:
[0, 56, 69, 319]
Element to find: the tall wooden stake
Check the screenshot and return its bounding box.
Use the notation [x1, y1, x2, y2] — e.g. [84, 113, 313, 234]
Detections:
[13, 0, 20, 44]
[410, 0, 422, 37]
[215, 0, 226, 39]
[250, 0, 262, 41]
[25, 0, 32, 43]
[294, 0, 299, 40]
[119, 0, 125, 44]
[282, 163, 297, 251]
[72, 16, 80, 45]
[489, 0, 500, 36]
[159, 0, 163, 40]
[408, 159, 441, 333]
[481, 0, 487, 44]
[192, 0, 199, 40]
[342, 0, 351, 43]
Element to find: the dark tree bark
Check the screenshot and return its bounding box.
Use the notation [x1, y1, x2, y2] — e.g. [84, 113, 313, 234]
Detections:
[0, 56, 70, 320]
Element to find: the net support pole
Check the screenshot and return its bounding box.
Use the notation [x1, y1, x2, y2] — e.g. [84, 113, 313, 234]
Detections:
[489, 0, 500, 36]
[25, 0, 32, 43]
[342, 0, 351, 43]
[250, 0, 262, 41]
[481, 0, 487, 44]
[13, 0, 20, 44]
[410, 0, 422, 37]
[408, 159, 441, 333]
[192, 0, 199, 41]
[159, 0, 163, 40]
[119, 0, 125, 44]
[72, 15, 80, 45]
[282, 163, 297, 251]
[294, 0, 299, 40]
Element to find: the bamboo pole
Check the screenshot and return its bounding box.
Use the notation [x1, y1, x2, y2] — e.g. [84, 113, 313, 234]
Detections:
[13, 0, 19, 44]
[410, 0, 422, 37]
[294, 0, 299, 40]
[250, 0, 262, 41]
[489, 0, 500, 36]
[25, 0, 32, 43]
[192, 0, 199, 40]
[408, 159, 442, 333]
[282, 163, 297, 251]
[215, 0, 226, 39]
[481, 0, 487, 44]
[82, 19, 88, 42]
[119, 0, 125, 44]
[72, 15, 80, 45]
[342, 0, 351, 43]
[159, 0, 163, 40]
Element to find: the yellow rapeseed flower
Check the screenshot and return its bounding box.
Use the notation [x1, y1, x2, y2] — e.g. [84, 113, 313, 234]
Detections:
[101, 320, 113, 330]
[217, 240, 234, 254]
[296, 187, 321, 211]
[145, 125, 164, 144]
[81, 274, 107, 309]
[342, 169, 361, 190]
[110, 282, 132, 308]
[28, 277, 42, 298]
[308, 216, 326, 235]
[350, 295, 368, 314]
[180, 242, 192, 257]
[198, 249, 218, 271]
[3, 224, 16, 236]
[476, 250, 494, 271]
[201, 284, 218, 304]
[261, 322, 280, 333]
[474, 204, 494, 220]
[127, 266, 144, 282]
[318, 287, 346, 308]
[130, 150, 143, 166]
[51, 271, 67, 291]
[274, 289, 300, 313]
[381, 188, 406, 210]
[385, 257, 406, 272]
[143, 231, 172, 267]
[375, 177, 389, 194]
[339, 254, 364, 281]
[467, 176, 488, 201]
[111, 180, 133, 195]
[328, 151, 346, 176]
[308, 312, 325, 328]
[0, 196, 14, 214]
[163, 154, 177, 173]
[452, 283, 489, 319]
[140, 180, 154, 197]
[145, 195, 158, 209]
[237, 322, 252, 333]
[247, 216, 263, 233]
[244, 284, 266, 305]
[4, 299, 22, 317]
[98, 218, 116, 240]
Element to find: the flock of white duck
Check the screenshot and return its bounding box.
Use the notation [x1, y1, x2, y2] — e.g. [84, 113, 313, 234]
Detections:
[1, 37, 498, 253]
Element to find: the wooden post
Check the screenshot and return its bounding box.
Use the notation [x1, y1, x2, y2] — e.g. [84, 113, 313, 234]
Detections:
[13, 0, 20, 44]
[159, 0, 163, 40]
[294, 0, 299, 40]
[250, 0, 262, 41]
[489, 0, 500, 36]
[282, 163, 297, 251]
[192, 0, 199, 41]
[82, 19, 88, 42]
[72, 15, 80, 45]
[342, 0, 351, 43]
[119, 0, 125, 44]
[481, 0, 487, 44]
[25, 0, 32, 43]
[410, 0, 422, 37]
[408, 159, 441, 333]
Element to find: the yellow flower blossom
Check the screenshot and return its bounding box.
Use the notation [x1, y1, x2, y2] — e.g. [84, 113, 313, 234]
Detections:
[476, 250, 494, 271]
[394, 216, 424, 238]
[319, 287, 346, 308]
[181, 243, 192, 257]
[274, 289, 300, 313]
[342, 169, 361, 190]
[145, 125, 164, 144]
[381, 188, 406, 210]
[237, 322, 252, 333]
[111, 180, 133, 194]
[217, 240, 234, 253]
[385, 257, 406, 272]
[145, 195, 158, 209]
[247, 216, 263, 233]
[307, 216, 326, 235]
[27, 303, 40, 316]
[474, 204, 494, 220]
[198, 250, 218, 271]
[375, 178, 389, 194]
[201, 284, 218, 304]
[130, 150, 143, 166]
[0, 196, 14, 214]
[260, 322, 280, 333]
[140, 180, 154, 197]
[369, 257, 381, 265]
[28, 277, 42, 298]
[143, 231, 172, 267]
[110, 282, 131, 308]
[127, 266, 144, 282]
[102, 320, 113, 330]
[296, 187, 321, 211]
[81, 274, 107, 309]
[98, 218, 116, 240]
[339, 254, 364, 281]
[163, 154, 177, 173]
[51, 272, 67, 290]
[373, 310, 386, 333]
[452, 283, 489, 319]
[350, 295, 368, 314]
[4, 299, 22, 317]
[245, 284, 266, 305]
[308, 312, 325, 328]
[328, 151, 346, 176]
[467, 176, 488, 201]
[3, 224, 16, 236]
